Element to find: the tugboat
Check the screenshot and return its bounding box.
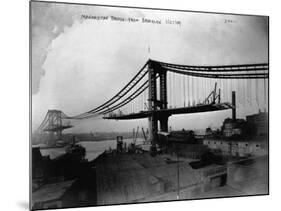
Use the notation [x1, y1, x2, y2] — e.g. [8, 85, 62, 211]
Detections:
[65, 136, 86, 158]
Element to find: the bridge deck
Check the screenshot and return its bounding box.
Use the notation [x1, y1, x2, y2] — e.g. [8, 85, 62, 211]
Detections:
[43, 125, 73, 132]
[104, 103, 233, 120]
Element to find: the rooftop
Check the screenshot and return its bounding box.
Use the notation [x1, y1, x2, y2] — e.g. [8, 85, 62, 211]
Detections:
[32, 180, 75, 204]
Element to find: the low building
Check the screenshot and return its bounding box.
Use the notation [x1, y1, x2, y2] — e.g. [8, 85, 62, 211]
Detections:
[95, 152, 227, 204]
[222, 118, 247, 137]
[167, 130, 196, 143]
[246, 111, 268, 136]
[32, 180, 76, 209]
[32, 147, 52, 191]
[203, 139, 266, 157]
[203, 110, 269, 157]
[32, 178, 96, 210]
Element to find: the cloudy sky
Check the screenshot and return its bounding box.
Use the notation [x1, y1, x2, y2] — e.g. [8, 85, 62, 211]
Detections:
[31, 2, 268, 133]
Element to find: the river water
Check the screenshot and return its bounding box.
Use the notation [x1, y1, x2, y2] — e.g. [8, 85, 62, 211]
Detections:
[39, 138, 145, 161]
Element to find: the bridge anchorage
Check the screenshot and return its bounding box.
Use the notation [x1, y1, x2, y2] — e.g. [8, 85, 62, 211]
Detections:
[37, 59, 268, 152]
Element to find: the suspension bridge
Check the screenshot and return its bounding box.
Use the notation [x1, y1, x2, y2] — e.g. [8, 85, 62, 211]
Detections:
[37, 59, 269, 151]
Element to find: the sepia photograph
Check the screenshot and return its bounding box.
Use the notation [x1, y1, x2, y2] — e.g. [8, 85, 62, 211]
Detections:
[30, 1, 269, 210]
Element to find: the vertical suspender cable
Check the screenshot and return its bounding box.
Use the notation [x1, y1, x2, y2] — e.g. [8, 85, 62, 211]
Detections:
[203, 77, 206, 100]
[197, 77, 199, 104]
[183, 75, 186, 106]
[195, 77, 198, 104]
[201, 77, 203, 103]
[241, 79, 244, 107]
[221, 78, 224, 102]
[237, 79, 241, 107]
[243, 79, 246, 107]
[187, 76, 190, 106]
[246, 79, 249, 105]
[249, 79, 252, 106]
[170, 73, 172, 108]
[263, 78, 266, 110]
[172, 73, 176, 107]
[192, 75, 194, 105]
[171, 72, 173, 107]
[255, 70, 259, 107]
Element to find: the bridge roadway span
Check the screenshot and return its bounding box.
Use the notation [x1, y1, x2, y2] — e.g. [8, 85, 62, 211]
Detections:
[103, 102, 233, 120]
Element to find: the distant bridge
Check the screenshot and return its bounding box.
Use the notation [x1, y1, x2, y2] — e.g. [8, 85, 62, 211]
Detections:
[37, 109, 72, 140]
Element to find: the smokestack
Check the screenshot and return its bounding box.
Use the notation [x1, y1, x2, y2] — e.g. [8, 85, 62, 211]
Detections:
[232, 91, 236, 120]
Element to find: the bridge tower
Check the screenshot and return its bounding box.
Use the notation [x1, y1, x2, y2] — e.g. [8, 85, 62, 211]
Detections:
[45, 110, 64, 140]
[39, 109, 73, 145]
[148, 60, 169, 151]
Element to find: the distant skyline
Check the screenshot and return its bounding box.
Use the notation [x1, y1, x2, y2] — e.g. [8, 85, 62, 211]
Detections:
[31, 2, 268, 133]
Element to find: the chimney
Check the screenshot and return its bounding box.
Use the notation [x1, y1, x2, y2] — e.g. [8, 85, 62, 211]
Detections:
[232, 91, 236, 120]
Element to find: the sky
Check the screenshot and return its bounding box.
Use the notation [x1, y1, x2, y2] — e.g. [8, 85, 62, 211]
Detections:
[31, 2, 268, 133]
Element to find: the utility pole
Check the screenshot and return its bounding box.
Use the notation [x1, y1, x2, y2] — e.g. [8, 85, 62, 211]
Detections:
[177, 147, 180, 199]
